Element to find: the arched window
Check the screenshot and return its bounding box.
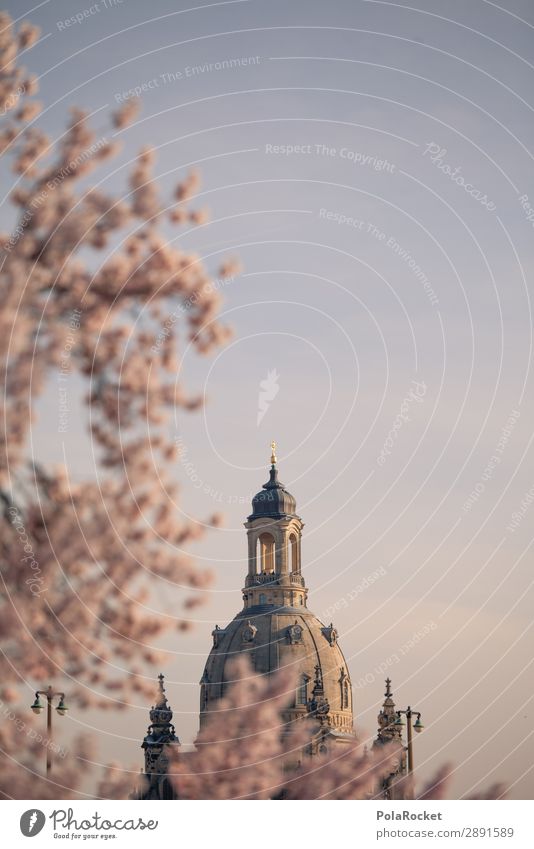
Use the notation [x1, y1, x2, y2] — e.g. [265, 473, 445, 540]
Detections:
[259, 593, 267, 605]
[340, 672, 350, 709]
[259, 533, 275, 573]
[289, 533, 299, 573]
[296, 675, 309, 705]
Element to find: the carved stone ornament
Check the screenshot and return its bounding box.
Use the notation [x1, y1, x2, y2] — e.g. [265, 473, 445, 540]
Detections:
[322, 622, 338, 645]
[242, 620, 257, 642]
[212, 624, 222, 648]
[287, 620, 303, 644]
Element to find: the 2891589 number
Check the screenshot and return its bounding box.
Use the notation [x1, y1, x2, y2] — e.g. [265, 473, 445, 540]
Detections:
[462, 827, 514, 838]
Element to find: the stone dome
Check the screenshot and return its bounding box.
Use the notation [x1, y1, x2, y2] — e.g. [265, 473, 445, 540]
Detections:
[200, 451, 354, 744]
[201, 606, 353, 736]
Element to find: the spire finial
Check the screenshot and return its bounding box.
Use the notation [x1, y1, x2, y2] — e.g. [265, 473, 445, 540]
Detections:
[158, 673, 165, 697]
[385, 677, 392, 698]
[270, 441, 277, 465]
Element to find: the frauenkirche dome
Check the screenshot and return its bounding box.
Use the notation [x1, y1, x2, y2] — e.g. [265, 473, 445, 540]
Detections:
[200, 444, 355, 749]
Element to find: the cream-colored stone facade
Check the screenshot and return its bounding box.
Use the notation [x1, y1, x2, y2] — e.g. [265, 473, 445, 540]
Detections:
[200, 459, 354, 745]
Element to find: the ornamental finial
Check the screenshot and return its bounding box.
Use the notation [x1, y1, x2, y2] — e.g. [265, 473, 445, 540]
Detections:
[270, 441, 277, 465]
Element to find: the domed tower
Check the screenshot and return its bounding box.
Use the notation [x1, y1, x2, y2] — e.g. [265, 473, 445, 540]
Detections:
[135, 674, 180, 800]
[200, 444, 354, 750]
[373, 678, 408, 799]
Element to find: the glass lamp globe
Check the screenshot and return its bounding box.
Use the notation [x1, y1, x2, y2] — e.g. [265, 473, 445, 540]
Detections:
[31, 696, 43, 715]
[56, 698, 68, 716]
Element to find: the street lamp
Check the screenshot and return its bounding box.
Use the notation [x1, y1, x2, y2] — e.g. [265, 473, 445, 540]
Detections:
[30, 686, 68, 776]
[395, 706, 424, 775]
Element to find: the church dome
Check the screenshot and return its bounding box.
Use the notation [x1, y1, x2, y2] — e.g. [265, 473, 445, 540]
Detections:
[249, 464, 297, 519]
[200, 446, 354, 744]
[202, 608, 353, 736]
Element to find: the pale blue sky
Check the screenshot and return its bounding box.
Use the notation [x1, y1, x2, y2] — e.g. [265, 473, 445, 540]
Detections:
[2, 0, 534, 798]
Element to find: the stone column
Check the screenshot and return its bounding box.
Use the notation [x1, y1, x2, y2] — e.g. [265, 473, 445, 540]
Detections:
[248, 531, 257, 576]
[277, 526, 289, 575]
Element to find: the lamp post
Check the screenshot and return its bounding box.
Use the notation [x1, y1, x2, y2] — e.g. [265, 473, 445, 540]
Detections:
[395, 706, 424, 775]
[30, 686, 68, 776]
